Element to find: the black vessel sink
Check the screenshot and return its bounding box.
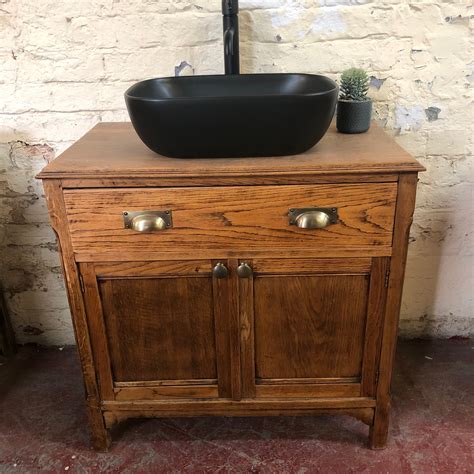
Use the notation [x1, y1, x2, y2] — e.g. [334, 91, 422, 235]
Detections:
[125, 73, 338, 158]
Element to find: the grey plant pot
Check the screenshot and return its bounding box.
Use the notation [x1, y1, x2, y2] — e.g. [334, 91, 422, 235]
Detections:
[336, 99, 372, 134]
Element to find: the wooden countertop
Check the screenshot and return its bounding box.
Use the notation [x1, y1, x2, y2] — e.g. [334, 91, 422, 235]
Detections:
[37, 122, 424, 180]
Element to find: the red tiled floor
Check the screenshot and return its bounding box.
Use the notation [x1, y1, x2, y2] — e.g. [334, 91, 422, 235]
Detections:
[0, 340, 472, 473]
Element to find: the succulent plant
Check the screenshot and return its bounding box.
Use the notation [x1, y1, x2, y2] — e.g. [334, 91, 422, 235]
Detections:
[339, 68, 370, 101]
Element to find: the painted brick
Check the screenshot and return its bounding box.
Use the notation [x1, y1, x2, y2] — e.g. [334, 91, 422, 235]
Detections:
[0, 0, 472, 343]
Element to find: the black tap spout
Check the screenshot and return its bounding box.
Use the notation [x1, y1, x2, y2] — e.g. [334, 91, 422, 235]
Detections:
[222, 0, 240, 75]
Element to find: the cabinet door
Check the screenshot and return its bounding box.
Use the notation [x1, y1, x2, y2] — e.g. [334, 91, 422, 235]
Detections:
[79, 260, 233, 401]
[239, 258, 389, 399]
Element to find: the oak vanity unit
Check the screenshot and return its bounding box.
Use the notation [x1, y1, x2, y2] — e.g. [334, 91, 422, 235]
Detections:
[38, 123, 424, 451]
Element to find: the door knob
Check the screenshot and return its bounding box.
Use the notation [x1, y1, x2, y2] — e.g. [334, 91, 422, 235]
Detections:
[237, 262, 253, 278]
[213, 262, 229, 279]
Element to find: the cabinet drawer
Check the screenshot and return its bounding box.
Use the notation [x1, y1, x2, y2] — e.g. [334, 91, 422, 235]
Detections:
[64, 183, 397, 258]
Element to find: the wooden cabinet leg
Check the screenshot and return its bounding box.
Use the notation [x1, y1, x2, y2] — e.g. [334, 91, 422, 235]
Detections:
[369, 401, 390, 450]
[87, 406, 111, 452]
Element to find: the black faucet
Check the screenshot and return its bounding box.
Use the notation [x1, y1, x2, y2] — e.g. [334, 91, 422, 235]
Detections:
[222, 0, 240, 75]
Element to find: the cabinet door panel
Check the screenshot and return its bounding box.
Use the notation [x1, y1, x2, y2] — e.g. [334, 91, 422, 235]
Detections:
[99, 277, 216, 382]
[80, 260, 230, 402]
[255, 274, 369, 379]
[240, 257, 388, 399]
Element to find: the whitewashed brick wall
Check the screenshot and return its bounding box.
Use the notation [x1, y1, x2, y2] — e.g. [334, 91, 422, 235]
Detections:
[0, 0, 472, 344]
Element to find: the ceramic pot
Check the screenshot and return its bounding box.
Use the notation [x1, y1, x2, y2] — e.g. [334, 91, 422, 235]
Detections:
[336, 99, 372, 134]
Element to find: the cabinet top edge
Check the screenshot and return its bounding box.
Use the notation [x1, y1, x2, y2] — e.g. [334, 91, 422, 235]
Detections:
[37, 122, 425, 180]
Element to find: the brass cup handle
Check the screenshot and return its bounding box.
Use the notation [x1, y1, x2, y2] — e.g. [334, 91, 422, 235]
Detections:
[123, 210, 173, 233]
[213, 262, 229, 279]
[237, 263, 253, 278]
[288, 208, 338, 230]
[130, 214, 167, 233]
[296, 211, 331, 229]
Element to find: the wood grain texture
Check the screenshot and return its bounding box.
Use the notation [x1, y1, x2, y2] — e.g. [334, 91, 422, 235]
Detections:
[228, 259, 242, 401]
[102, 397, 377, 412]
[361, 258, 390, 397]
[99, 276, 217, 382]
[251, 258, 372, 274]
[86, 405, 111, 452]
[42, 180, 110, 451]
[239, 268, 256, 399]
[256, 377, 360, 385]
[94, 261, 211, 278]
[255, 383, 360, 398]
[114, 385, 219, 401]
[114, 379, 218, 388]
[79, 263, 114, 400]
[370, 174, 419, 449]
[240, 258, 375, 399]
[37, 122, 424, 181]
[64, 183, 397, 256]
[74, 247, 392, 262]
[254, 273, 369, 379]
[38, 121, 422, 450]
[60, 174, 399, 189]
[212, 265, 233, 399]
[103, 407, 375, 427]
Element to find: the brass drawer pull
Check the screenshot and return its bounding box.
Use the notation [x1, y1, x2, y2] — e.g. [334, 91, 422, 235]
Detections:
[288, 207, 338, 230]
[123, 210, 172, 233]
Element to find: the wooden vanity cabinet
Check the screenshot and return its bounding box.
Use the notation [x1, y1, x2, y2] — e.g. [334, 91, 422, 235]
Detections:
[38, 123, 424, 451]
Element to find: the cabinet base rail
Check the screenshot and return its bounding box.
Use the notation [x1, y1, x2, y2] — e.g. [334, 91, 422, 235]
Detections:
[86, 400, 388, 452]
[103, 406, 375, 427]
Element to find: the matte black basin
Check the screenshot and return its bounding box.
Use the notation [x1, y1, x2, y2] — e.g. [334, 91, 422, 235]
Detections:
[125, 73, 338, 158]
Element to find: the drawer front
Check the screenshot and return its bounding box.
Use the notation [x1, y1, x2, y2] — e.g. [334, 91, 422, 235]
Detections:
[64, 183, 397, 257]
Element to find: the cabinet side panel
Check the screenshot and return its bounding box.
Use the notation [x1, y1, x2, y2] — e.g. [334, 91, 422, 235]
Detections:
[378, 174, 418, 395]
[371, 173, 419, 449]
[42, 180, 109, 450]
